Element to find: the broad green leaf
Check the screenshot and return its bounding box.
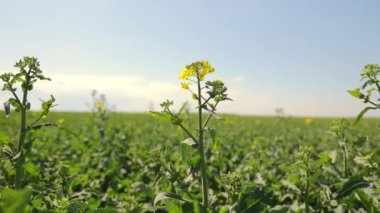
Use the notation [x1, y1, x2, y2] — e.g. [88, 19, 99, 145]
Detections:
[241, 191, 273, 213]
[236, 186, 274, 212]
[347, 88, 364, 99]
[0, 188, 31, 213]
[335, 175, 370, 199]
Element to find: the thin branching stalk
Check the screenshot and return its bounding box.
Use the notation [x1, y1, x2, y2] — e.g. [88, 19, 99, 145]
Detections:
[197, 72, 208, 208]
[305, 157, 310, 213]
[152, 61, 230, 210]
[15, 74, 30, 189]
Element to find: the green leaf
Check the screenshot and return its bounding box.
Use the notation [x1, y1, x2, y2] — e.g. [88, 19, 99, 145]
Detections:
[2, 146, 15, 160]
[29, 123, 57, 131]
[154, 192, 188, 206]
[354, 107, 376, 125]
[150, 111, 171, 122]
[236, 186, 274, 212]
[153, 172, 164, 187]
[361, 79, 373, 89]
[208, 128, 217, 150]
[348, 88, 364, 99]
[9, 98, 21, 112]
[182, 138, 198, 148]
[335, 175, 370, 200]
[0, 188, 31, 213]
[67, 202, 90, 212]
[177, 101, 188, 116]
[355, 190, 376, 212]
[0, 132, 9, 145]
[182, 201, 209, 213]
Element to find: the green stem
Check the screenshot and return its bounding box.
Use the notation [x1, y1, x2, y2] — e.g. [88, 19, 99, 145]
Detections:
[9, 88, 22, 107]
[202, 102, 219, 129]
[197, 74, 208, 208]
[343, 142, 348, 177]
[178, 123, 198, 144]
[15, 77, 30, 189]
[166, 108, 198, 144]
[305, 159, 310, 213]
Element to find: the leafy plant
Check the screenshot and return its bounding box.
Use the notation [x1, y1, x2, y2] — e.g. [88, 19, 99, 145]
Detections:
[90, 90, 109, 140]
[0, 57, 56, 189]
[348, 64, 380, 124]
[294, 146, 314, 213]
[330, 119, 351, 177]
[151, 61, 231, 209]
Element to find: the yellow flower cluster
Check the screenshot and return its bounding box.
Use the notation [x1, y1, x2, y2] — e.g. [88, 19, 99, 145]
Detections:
[179, 60, 215, 81]
[198, 61, 215, 81]
[57, 118, 65, 125]
[179, 66, 196, 80]
[181, 82, 192, 91]
[95, 101, 107, 111]
[305, 118, 313, 125]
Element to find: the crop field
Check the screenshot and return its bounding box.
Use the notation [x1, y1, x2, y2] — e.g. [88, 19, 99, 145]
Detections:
[0, 58, 379, 213]
[0, 110, 379, 212]
[2, 1, 380, 212]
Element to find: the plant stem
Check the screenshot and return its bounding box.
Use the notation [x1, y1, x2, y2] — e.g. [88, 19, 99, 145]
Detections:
[305, 159, 310, 213]
[197, 74, 208, 208]
[342, 141, 348, 177]
[178, 123, 198, 144]
[15, 77, 30, 189]
[202, 102, 219, 129]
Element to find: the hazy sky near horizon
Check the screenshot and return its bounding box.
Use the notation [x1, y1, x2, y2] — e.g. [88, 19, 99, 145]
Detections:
[1, 0, 380, 117]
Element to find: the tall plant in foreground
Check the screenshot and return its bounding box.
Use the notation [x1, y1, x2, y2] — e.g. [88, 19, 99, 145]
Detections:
[348, 64, 380, 124]
[1, 57, 55, 189]
[151, 61, 231, 209]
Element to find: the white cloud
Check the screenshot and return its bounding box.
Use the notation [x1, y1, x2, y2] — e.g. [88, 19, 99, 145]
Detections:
[0, 73, 187, 112]
[0, 73, 372, 117]
[232, 75, 245, 82]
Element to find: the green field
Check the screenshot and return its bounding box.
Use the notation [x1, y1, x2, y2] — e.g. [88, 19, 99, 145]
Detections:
[0, 112, 379, 212]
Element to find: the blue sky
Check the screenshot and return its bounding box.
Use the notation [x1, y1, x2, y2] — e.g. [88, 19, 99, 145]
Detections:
[1, 0, 379, 116]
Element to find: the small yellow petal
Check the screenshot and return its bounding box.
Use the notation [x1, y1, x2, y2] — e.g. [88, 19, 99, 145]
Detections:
[57, 118, 65, 124]
[181, 82, 192, 92]
[305, 118, 313, 125]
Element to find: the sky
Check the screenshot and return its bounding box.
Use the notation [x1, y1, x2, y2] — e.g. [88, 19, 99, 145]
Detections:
[1, 0, 380, 117]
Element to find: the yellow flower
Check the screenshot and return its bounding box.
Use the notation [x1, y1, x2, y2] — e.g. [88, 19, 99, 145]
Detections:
[57, 118, 65, 124]
[199, 61, 215, 81]
[179, 60, 215, 81]
[179, 67, 195, 80]
[305, 118, 313, 125]
[181, 82, 192, 91]
[95, 101, 107, 110]
[216, 77, 222, 83]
